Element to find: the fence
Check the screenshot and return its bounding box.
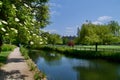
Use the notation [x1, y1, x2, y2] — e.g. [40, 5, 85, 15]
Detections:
[45, 45, 120, 52]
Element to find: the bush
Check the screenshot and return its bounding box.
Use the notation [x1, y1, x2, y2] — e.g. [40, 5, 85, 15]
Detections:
[1, 44, 16, 51]
[20, 46, 29, 60]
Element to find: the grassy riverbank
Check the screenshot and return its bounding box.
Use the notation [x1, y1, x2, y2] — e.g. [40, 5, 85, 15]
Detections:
[0, 44, 16, 67]
[38, 45, 120, 62]
[20, 46, 46, 80]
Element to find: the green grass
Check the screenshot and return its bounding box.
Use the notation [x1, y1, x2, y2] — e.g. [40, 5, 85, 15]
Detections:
[38, 45, 120, 62]
[0, 44, 16, 67]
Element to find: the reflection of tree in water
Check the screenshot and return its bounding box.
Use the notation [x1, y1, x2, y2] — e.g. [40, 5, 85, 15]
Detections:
[73, 60, 120, 80]
[29, 50, 63, 66]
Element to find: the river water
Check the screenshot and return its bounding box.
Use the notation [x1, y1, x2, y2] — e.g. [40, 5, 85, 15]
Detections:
[29, 50, 120, 80]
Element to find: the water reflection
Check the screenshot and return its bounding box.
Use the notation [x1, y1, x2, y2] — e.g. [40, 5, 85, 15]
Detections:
[29, 50, 120, 80]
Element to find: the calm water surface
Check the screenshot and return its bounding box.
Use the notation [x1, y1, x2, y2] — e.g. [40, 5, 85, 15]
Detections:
[29, 50, 120, 80]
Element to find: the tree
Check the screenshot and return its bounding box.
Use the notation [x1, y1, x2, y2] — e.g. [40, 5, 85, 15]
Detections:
[0, 0, 50, 46]
[108, 21, 120, 36]
[47, 33, 62, 45]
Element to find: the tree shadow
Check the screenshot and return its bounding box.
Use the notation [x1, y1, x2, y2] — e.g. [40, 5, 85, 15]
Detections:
[7, 58, 25, 63]
[0, 69, 28, 80]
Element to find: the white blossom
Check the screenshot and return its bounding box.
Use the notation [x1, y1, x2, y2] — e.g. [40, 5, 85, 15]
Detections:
[0, 1, 3, 6]
[15, 18, 19, 22]
[1, 27, 6, 32]
[30, 41, 34, 45]
[32, 19, 36, 22]
[33, 34, 36, 36]
[5, 33, 9, 35]
[12, 4, 16, 9]
[24, 21, 27, 25]
[10, 28, 18, 33]
[40, 38, 43, 41]
[31, 23, 34, 25]
[39, 42, 43, 44]
[19, 23, 23, 26]
[2, 20, 8, 24]
[24, 3, 29, 7]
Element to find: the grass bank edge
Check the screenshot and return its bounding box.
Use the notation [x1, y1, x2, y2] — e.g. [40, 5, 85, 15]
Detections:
[38, 46, 120, 62]
[20, 46, 46, 80]
[0, 44, 16, 67]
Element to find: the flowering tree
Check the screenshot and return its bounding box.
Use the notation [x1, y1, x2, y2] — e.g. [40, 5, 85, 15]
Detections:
[0, 0, 49, 47]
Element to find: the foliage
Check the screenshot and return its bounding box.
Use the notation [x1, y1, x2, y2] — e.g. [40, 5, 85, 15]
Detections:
[1, 44, 16, 51]
[77, 21, 120, 45]
[20, 46, 29, 60]
[20, 46, 46, 79]
[39, 45, 120, 62]
[0, 44, 16, 66]
[0, 0, 50, 46]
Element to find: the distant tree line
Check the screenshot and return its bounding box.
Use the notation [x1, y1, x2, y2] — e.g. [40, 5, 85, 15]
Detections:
[76, 21, 120, 45]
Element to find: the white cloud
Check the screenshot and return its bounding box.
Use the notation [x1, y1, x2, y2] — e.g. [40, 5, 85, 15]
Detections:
[43, 29, 57, 33]
[92, 21, 102, 25]
[65, 27, 77, 36]
[97, 16, 112, 21]
[50, 11, 59, 15]
[49, 3, 61, 8]
[92, 16, 112, 25]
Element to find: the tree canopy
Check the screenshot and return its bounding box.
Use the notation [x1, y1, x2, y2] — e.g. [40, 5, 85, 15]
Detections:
[0, 0, 50, 46]
[77, 21, 120, 45]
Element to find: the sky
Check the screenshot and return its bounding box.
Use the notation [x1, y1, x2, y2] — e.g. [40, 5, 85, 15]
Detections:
[43, 0, 120, 36]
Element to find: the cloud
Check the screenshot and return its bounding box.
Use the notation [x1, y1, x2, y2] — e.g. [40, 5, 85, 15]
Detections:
[49, 2, 61, 16]
[43, 29, 57, 33]
[97, 16, 112, 21]
[92, 16, 112, 25]
[49, 3, 61, 8]
[92, 21, 102, 25]
[50, 10, 59, 15]
[65, 27, 77, 36]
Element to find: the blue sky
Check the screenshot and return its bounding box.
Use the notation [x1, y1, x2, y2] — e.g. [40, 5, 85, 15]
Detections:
[43, 0, 120, 36]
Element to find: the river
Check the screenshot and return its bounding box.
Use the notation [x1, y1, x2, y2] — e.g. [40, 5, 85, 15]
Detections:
[29, 50, 120, 80]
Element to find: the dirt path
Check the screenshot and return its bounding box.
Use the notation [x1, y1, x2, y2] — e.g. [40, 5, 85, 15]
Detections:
[0, 47, 34, 80]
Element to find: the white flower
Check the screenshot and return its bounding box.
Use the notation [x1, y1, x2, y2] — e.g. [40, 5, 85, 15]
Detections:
[40, 38, 43, 41]
[44, 37, 47, 40]
[32, 12, 36, 15]
[30, 41, 34, 45]
[24, 21, 27, 25]
[1, 27, 6, 32]
[19, 23, 23, 26]
[31, 23, 34, 25]
[10, 28, 18, 33]
[5, 33, 9, 35]
[2, 20, 8, 24]
[24, 3, 29, 7]
[0, 1, 3, 6]
[39, 42, 43, 44]
[33, 34, 36, 36]
[32, 19, 36, 22]
[15, 18, 19, 22]
[12, 4, 16, 9]
[14, 29, 18, 33]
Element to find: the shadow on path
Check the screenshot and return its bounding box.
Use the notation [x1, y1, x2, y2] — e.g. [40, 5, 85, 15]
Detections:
[0, 69, 28, 80]
[7, 58, 25, 63]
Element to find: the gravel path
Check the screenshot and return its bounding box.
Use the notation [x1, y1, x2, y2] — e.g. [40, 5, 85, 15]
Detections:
[0, 47, 34, 80]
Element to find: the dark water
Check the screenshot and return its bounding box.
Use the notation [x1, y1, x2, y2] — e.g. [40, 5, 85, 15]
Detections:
[29, 50, 120, 80]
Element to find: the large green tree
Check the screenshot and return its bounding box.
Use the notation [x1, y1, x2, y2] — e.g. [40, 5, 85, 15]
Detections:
[0, 0, 50, 46]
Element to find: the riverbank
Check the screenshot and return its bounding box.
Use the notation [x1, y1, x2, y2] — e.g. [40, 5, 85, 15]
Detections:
[0, 47, 34, 80]
[38, 46, 120, 62]
[0, 47, 46, 80]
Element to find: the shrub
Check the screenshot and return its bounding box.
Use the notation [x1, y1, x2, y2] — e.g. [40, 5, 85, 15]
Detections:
[1, 44, 16, 51]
